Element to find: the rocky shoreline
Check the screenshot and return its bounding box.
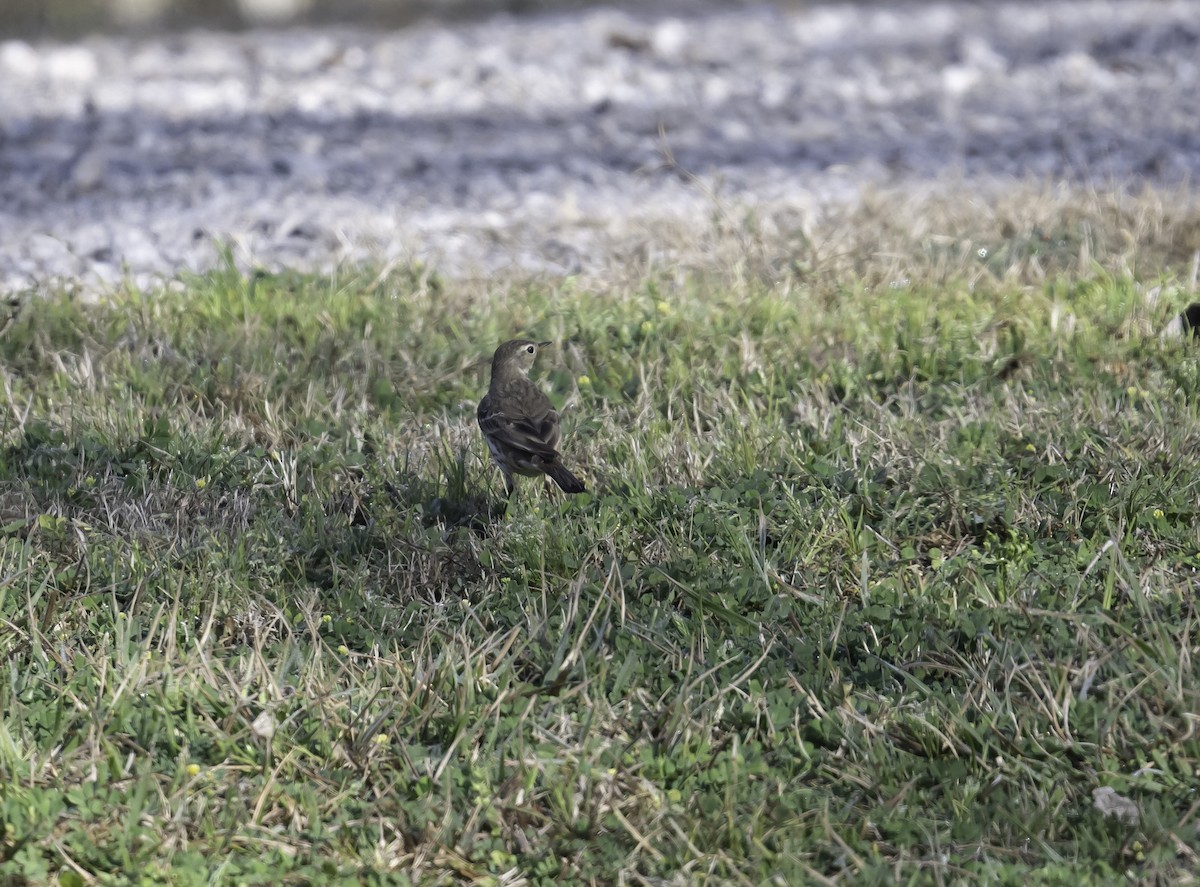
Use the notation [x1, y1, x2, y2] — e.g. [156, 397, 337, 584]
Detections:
[2, 1, 1199, 295]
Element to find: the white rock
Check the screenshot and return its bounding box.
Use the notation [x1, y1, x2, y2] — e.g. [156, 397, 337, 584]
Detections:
[651, 19, 689, 61]
[25, 234, 79, 272]
[0, 41, 40, 78]
[251, 710, 276, 740]
[43, 46, 99, 83]
[942, 64, 981, 97]
[70, 151, 108, 193]
[1092, 787, 1140, 824]
[69, 224, 113, 260]
[117, 230, 163, 270]
[961, 36, 1007, 74]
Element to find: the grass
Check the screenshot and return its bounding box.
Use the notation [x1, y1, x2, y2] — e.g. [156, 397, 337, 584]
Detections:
[2, 186, 1200, 885]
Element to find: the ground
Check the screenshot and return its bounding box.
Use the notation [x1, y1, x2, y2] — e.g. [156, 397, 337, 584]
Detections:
[2, 1, 1200, 884]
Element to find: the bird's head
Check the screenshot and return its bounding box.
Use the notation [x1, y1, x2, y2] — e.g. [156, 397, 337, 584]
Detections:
[492, 339, 552, 377]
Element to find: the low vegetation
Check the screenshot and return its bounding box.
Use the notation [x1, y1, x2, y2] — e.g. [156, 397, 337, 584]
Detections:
[2, 187, 1199, 884]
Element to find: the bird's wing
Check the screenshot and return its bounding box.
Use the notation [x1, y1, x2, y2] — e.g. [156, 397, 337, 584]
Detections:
[478, 382, 562, 459]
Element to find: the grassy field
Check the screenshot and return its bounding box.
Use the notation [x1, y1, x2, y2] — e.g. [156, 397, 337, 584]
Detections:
[2, 188, 1200, 885]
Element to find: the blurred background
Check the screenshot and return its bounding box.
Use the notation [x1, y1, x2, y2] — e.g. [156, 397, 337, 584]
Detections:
[3, 0, 1197, 293]
[3, 0, 728, 35]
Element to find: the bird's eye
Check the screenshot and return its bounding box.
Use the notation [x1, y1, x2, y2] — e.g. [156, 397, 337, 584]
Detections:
[526, 345, 535, 353]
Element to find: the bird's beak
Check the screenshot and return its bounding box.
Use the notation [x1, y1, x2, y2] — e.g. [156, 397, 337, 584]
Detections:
[537, 340, 553, 348]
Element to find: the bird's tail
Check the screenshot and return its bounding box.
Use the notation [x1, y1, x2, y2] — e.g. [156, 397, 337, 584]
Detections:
[546, 462, 586, 494]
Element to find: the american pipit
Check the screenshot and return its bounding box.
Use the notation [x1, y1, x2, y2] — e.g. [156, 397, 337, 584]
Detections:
[477, 339, 586, 498]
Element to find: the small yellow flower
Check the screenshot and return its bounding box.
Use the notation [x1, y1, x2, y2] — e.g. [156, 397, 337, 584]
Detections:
[373, 734, 389, 745]
[186, 764, 201, 776]
[656, 300, 672, 316]
[577, 374, 591, 388]
[337, 645, 350, 656]
[640, 320, 654, 336]
[321, 614, 332, 624]
[1024, 443, 1035, 452]
[1126, 386, 1138, 397]
[1153, 509, 1164, 520]
[195, 476, 208, 490]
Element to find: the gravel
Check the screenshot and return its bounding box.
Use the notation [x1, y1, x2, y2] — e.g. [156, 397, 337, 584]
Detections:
[2, 1, 1199, 294]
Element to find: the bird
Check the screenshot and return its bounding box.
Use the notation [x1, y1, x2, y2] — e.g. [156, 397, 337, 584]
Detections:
[477, 339, 586, 500]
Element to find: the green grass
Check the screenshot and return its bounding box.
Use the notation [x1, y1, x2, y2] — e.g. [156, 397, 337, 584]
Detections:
[2, 194, 1200, 885]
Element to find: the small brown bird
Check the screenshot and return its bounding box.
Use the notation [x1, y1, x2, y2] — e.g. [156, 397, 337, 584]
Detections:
[477, 339, 586, 499]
